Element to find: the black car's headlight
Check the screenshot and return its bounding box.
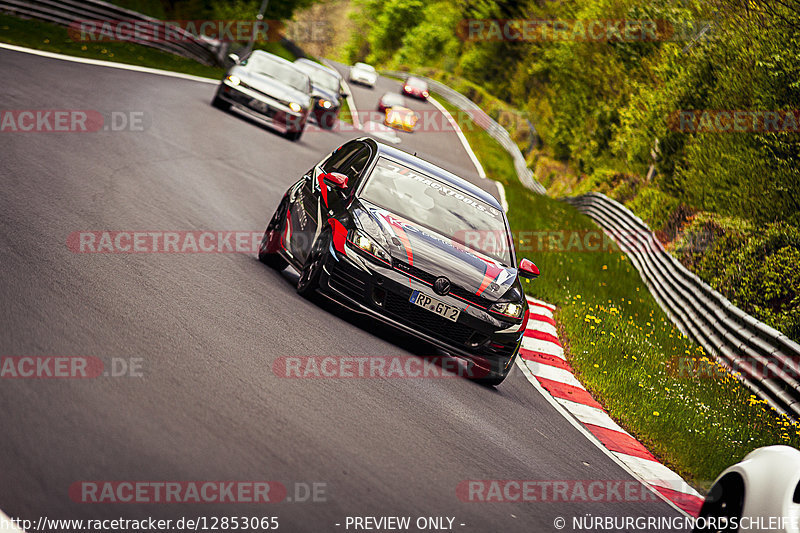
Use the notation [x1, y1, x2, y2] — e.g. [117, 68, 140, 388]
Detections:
[347, 229, 391, 264]
[317, 99, 332, 109]
[490, 301, 524, 319]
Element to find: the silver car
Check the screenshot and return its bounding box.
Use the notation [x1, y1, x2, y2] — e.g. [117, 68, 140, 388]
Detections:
[349, 62, 378, 88]
[213, 51, 313, 141]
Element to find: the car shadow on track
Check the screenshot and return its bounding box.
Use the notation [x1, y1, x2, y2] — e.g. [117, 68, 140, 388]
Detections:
[256, 259, 503, 390]
[204, 98, 308, 143]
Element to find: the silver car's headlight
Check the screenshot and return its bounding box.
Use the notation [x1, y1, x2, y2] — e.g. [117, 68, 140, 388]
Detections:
[226, 75, 240, 86]
[490, 301, 524, 319]
[288, 102, 302, 113]
[347, 229, 391, 264]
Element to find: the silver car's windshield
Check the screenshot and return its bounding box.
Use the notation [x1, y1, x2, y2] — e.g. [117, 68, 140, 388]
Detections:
[355, 63, 375, 72]
[361, 157, 511, 264]
[246, 55, 309, 92]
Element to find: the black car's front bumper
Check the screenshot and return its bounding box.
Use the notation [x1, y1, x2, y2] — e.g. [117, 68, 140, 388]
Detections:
[311, 98, 340, 126]
[315, 244, 526, 374]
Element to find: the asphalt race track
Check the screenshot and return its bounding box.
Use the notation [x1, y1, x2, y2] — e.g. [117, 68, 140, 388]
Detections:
[0, 48, 685, 531]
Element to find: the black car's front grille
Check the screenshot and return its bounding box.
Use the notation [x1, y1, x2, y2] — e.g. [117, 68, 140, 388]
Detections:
[393, 260, 488, 308]
[383, 291, 475, 346]
[328, 262, 367, 301]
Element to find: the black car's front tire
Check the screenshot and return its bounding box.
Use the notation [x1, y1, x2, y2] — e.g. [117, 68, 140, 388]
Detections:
[285, 128, 304, 142]
[212, 90, 231, 111]
[258, 199, 289, 270]
[296, 232, 331, 298]
[472, 355, 516, 387]
[296, 251, 324, 298]
[318, 110, 337, 129]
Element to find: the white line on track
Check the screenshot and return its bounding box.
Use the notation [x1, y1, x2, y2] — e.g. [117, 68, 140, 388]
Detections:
[426, 95, 487, 180]
[322, 60, 362, 130]
[0, 42, 217, 84]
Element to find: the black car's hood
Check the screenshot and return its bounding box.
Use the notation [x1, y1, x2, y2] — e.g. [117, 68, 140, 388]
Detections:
[233, 66, 310, 106]
[354, 201, 519, 303]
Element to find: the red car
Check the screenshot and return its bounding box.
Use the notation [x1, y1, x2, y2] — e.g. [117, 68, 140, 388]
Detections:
[401, 76, 429, 100]
[377, 92, 406, 113]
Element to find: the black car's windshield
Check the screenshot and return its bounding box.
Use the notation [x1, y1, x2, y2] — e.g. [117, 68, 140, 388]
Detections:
[360, 157, 511, 264]
[246, 54, 309, 92]
[306, 69, 340, 92]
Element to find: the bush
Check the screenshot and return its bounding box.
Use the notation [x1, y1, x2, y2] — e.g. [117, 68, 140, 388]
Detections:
[673, 216, 800, 339]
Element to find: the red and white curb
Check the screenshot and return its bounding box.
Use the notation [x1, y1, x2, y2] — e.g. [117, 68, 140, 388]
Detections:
[516, 296, 705, 517]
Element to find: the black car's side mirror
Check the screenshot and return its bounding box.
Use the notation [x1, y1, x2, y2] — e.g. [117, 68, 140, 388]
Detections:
[340, 90, 350, 98]
[322, 172, 349, 189]
[518, 258, 540, 280]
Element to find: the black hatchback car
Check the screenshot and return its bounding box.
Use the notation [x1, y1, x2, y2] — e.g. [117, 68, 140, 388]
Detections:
[258, 138, 539, 385]
[293, 58, 347, 129]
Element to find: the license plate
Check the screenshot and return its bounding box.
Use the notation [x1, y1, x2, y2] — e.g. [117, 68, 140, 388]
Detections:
[410, 291, 461, 322]
[249, 98, 271, 114]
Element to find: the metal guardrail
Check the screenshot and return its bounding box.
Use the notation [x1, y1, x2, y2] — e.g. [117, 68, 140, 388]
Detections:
[382, 70, 547, 195]
[566, 192, 800, 421]
[0, 0, 225, 66]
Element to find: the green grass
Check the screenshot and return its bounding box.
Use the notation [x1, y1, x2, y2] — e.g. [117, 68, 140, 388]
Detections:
[0, 13, 225, 79]
[435, 95, 800, 492]
[339, 95, 353, 124]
